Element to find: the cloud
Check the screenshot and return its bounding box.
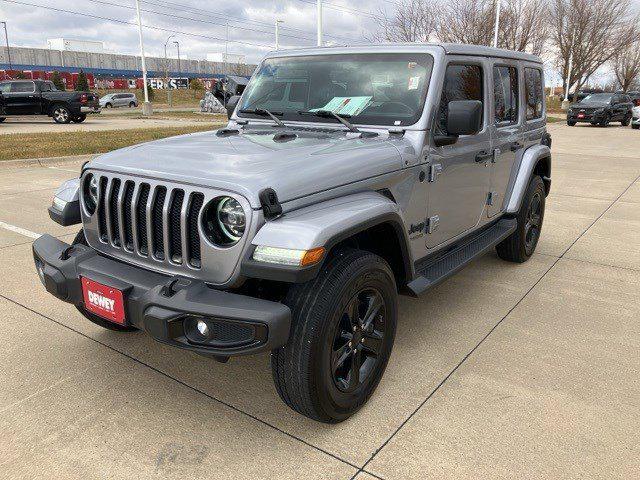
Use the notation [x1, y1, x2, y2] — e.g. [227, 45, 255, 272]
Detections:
[0, 0, 381, 63]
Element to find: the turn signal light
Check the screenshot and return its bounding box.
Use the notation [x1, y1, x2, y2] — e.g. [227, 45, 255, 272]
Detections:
[301, 247, 325, 266]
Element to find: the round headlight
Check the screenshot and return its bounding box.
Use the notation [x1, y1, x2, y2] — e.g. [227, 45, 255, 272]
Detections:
[83, 173, 99, 214]
[202, 196, 246, 246]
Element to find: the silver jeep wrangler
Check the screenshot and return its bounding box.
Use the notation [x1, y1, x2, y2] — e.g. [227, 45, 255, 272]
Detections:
[33, 44, 551, 423]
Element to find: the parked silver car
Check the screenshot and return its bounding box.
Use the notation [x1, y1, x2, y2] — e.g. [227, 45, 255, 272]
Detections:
[35, 44, 551, 423]
[99, 92, 138, 108]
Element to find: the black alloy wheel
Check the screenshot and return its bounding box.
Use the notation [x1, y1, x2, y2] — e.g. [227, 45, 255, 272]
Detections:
[524, 190, 543, 256]
[331, 288, 387, 393]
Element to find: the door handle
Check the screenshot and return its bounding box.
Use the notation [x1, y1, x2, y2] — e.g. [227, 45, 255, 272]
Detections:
[475, 150, 494, 163]
[510, 141, 524, 152]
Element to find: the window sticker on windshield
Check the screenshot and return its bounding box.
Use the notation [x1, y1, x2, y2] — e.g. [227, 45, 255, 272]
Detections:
[408, 62, 417, 69]
[312, 96, 372, 116]
[408, 76, 421, 90]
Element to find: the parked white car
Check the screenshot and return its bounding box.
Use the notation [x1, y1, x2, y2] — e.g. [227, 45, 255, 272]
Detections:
[99, 93, 138, 109]
[632, 103, 640, 129]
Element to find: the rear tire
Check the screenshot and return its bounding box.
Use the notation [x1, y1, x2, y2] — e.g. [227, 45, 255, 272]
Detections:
[129, 102, 136, 108]
[567, 120, 576, 126]
[271, 248, 397, 423]
[105, 103, 113, 108]
[72, 230, 137, 332]
[632, 124, 640, 130]
[0, 117, 5, 123]
[52, 105, 71, 124]
[496, 175, 546, 263]
[599, 114, 610, 127]
[622, 113, 632, 126]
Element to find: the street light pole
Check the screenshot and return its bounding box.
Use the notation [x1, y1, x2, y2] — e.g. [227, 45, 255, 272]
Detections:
[275, 20, 284, 50]
[173, 41, 181, 79]
[164, 34, 175, 107]
[317, 0, 323, 47]
[492, 0, 501, 49]
[134, 0, 152, 115]
[562, 25, 576, 109]
[1, 21, 12, 72]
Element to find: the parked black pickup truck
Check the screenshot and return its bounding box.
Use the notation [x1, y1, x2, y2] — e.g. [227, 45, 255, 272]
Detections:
[0, 80, 100, 124]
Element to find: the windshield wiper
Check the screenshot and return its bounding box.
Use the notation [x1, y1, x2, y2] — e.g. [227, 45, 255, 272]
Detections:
[239, 108, 286, 128]
[298, 110, 360, 133]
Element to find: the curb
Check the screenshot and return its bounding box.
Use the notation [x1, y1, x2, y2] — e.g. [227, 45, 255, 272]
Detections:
[0, 154, 95, 170]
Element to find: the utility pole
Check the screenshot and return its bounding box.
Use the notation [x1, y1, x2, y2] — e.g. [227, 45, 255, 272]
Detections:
[174, 41, 181, 79]
[317, 0, 323, 47]
[1, 21, 12, 72]
[135, 0, 152, 115]
[224, 22, 229, 107]
[275, 20, 284, 50]
[164, 34, 175, 107]
[492, 0, 501, 49]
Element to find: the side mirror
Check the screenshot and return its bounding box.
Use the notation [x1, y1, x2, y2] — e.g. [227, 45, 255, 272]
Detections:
[434, 100, 483, 147]
[226, 95, 240, 118]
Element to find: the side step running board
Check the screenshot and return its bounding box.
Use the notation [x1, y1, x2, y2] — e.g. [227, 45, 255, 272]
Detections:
[407, 218, 517, 297]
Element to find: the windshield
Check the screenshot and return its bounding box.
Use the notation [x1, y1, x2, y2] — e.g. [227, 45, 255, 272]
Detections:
[581, 93, 613, 103]
[238, 53, 434, 126]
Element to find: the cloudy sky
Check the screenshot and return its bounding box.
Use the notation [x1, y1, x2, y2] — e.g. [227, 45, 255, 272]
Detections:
[0, 0, 380, 62]
[1, 0, 639, 84]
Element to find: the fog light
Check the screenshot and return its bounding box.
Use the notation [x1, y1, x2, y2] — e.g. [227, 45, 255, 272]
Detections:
[196, 319, 209, 337]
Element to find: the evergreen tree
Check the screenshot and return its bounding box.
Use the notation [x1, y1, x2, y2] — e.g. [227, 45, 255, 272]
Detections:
[75, 70, 89, 91]
[51, 71, 66, 90]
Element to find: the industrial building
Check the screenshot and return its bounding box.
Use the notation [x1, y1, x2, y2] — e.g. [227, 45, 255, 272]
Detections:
[0, 44, 255, 80]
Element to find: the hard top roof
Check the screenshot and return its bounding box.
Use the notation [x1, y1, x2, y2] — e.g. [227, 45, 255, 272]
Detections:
[264, 42, 542, 64]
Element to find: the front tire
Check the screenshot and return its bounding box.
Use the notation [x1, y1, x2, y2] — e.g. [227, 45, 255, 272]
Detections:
[0, 117, 5, 123]
[52, 105, 71, 124]
[632, 124, 640, 130]
[129, 102, 136, 108]
[496, 175, 546, 263]
[622, 113, 632, 126]
[271, 248, 397, 423]
[567, 120, 576, 126]
[72, 230, 137, 332]
[599, 114, 610, 127]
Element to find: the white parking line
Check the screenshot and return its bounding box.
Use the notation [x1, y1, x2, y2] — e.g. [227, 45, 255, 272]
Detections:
[0, 221, 40, 239]
[46, 166, 79, 173]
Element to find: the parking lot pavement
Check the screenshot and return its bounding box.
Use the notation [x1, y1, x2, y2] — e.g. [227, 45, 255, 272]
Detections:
[0, 123, 638, 479]
[0, 115, 205, 135]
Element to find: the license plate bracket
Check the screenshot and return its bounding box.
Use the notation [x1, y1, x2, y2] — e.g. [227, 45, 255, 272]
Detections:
[81, 277, 126, 325]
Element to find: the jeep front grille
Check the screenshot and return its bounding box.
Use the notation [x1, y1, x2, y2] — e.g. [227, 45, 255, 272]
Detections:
[96, 175, 203, 269]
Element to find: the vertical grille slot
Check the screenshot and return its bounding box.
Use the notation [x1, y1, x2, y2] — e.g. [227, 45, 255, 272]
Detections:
[187, 193, 204, 268]
[123, 181, 135, 251]
[97, 177, 108, 242]
[152, 186, 167, 260]
[168, 189, 184, 263]
[136, 183, 150, 255]
[109, 178, 121, 246]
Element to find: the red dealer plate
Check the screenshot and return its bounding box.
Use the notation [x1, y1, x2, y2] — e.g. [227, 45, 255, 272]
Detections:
[81, 277, 126, 325]
[578, 113, 585, 118]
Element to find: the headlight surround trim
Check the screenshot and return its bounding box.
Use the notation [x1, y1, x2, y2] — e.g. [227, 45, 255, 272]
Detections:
[82, 173, 99, 215]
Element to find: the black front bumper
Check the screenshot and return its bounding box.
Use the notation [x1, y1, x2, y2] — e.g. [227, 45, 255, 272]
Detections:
[32, 235, 291, 357]
[567, 112, 606, 123]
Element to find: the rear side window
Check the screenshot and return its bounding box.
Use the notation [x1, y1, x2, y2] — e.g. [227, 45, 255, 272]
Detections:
[11, 82, 36, 93]
[493, 66, 518, 125]
[524, 68, 543, 120]
[438, 64, 483, 134]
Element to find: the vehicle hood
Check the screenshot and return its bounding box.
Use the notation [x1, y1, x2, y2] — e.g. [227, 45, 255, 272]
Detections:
[89, 127, 405, 208]
[573, 101, 609, 108]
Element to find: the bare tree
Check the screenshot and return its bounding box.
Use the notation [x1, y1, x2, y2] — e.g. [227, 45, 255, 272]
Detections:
[436, 0, 495, 46]
[435, 0, 548, 55]
[551, 0, 636, 93]
[612, 39, 640, 92]
[370, 0, 439, 43]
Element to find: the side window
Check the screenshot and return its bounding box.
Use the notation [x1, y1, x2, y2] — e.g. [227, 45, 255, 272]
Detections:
[438, 64, 483, 134]
[41, 83, 51, 92]
[0, 83, 10, 94]
[493, 66, 518, 125]
[11, 82, 35, 93]
[524, 68, 543, 120]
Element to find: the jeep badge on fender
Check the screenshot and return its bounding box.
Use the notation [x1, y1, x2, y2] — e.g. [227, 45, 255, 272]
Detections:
[33, 43, 551, 423]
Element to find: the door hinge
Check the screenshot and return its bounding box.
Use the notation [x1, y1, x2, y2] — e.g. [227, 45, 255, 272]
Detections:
[428, 163, 443, 182]
[427, 215, 440, 234]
